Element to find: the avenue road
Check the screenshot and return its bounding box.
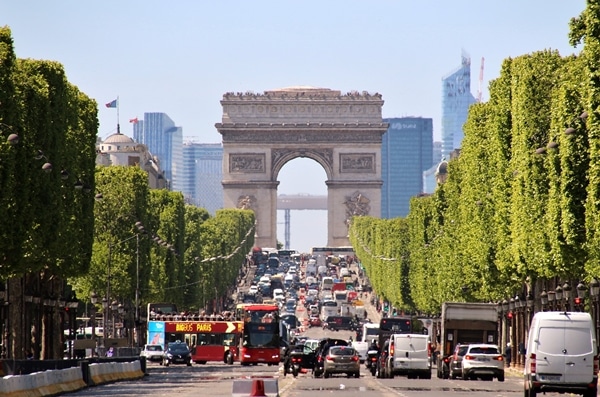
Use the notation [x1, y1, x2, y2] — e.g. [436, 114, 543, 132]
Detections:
[65, 323, 527, 397]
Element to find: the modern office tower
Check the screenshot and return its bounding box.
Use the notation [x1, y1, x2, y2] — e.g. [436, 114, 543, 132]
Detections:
[133, 113, 183, 191]
[181, 142, 223, 214]
[441, 51, 477, 160]
[381, 117, 433, 218]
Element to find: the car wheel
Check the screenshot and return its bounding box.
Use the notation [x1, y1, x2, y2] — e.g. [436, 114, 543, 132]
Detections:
[187, 362, 192, 367]
[324, 371, 330, 379]
[462, 371, 468, 380]
[583, 387, 596, 397]
[497, 372, 504, 382]
[354, 372, 360, 378]
[524, 386, 537, 397]
[226, 353, 234, 365]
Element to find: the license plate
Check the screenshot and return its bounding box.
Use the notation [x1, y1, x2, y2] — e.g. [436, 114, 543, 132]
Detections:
[478, 357, 490, 361]
[540, 375, 561, 381]
[258, 358, 265, 361]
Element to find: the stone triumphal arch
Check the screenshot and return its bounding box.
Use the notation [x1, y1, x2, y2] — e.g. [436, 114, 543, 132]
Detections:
[216, 87, 388, 248]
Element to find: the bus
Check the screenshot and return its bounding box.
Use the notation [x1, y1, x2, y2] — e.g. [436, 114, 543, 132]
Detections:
[240, 303, 281, 365]
[311, 246, 355, 258]
[378, 316, 414, 347]
[147, 302, 178, 321]
[277, 249, 297, 262]
[150, 319, 244, 364]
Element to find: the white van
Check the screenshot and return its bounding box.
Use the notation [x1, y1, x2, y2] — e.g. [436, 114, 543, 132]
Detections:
[321, 276, 334, 291]
[384, 333, 431, 379]
[525, 311, 597, 397]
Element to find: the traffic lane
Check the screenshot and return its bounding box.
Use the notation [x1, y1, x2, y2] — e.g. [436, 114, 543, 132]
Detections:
[64, 361, 289, 397]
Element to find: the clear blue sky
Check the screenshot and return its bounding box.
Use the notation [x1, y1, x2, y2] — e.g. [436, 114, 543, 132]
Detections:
[1, 1, 586, 253]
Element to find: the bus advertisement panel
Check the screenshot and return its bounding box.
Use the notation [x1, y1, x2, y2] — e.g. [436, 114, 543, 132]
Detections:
[240, 304, 280, 365]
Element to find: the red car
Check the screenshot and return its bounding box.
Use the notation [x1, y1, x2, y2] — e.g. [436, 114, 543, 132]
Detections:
[309, 315, 322, 327]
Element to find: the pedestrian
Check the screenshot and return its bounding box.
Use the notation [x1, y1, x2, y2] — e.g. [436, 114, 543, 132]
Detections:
[505, 343, 511, 368]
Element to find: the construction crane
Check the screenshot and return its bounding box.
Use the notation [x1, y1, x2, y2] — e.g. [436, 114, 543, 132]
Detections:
[477, 57, 485, 103]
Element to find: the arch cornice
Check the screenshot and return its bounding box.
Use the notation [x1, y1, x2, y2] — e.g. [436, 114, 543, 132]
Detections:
[271, 148, 333, 181]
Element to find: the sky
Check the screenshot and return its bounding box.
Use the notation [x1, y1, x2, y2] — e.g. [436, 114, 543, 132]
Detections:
[1, 1, 587, 253]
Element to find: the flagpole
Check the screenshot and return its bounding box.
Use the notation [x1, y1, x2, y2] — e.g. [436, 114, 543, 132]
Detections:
[117, 96, 120, 134]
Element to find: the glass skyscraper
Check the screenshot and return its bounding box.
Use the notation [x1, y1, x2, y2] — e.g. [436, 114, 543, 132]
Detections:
[381, 117, 433, 218]
[181, 142, 223, 214]
[441, 51, 477, 160]
[133, 112, 183, 191]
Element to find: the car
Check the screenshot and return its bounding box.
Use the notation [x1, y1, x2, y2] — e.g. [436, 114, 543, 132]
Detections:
[248, 285, 259, 294]
[324, 316, 358, 331]
[162, 341, 192, 366]
[460, 344, 504, 381]
[309, 315, 322, 327]
[323, 345, 360, 378]
[449, 344, 469, 379]
[140, 344, 164, 362]
[311, 338, 349, 378]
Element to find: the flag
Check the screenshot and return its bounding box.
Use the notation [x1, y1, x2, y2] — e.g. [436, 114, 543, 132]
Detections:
[105, 99, 117, 108]
[129, 117, 139, 124]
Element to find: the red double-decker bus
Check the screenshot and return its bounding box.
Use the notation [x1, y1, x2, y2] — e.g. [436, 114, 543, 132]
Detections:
[162, 320, 243, 364]
[240, 304, 280, 366]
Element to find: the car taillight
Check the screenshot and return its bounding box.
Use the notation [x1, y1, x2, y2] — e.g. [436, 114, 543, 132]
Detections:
[390, 343, 394, 356]
[444, 357, 450, 363]
[351, 356, 359, 362]
[464, 355, 475, 360]
[326, 355, 334, 361]
[317, 356, 322, 362]
[529, 353, 536, 374]
[594, 355, 599, 376]
[494, 355, 503, 361]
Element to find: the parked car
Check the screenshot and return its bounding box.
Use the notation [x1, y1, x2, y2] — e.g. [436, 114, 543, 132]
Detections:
[323, 346, 360, 378]
[140, 344, 164, 362]
[162, 341, 192, 366]
[460, 343, 504, 381]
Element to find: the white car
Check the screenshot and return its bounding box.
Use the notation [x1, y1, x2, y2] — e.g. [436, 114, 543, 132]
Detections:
[248, 285, 259, 294]
[461, 344, 504, 381]
[140, 344, 164, 362]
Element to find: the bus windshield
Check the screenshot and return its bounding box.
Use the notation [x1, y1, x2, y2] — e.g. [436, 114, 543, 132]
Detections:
[380, 317, 412, 333]
[243, 323, 279, 348]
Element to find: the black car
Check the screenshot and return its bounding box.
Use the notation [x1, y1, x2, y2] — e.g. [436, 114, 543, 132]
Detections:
[324, 316, 358, 331]
[162, 341, 192, 367]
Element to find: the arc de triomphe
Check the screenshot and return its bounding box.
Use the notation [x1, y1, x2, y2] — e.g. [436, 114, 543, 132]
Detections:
[216, 86, 388, 249]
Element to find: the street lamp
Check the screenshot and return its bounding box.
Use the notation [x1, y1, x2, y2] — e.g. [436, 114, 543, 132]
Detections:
[540, 290, 548, 311]
[111, 300, 118, 338]
[90, 292, 98, 356]
[102, 297, 108, 348]
[563, 282, 572, 311]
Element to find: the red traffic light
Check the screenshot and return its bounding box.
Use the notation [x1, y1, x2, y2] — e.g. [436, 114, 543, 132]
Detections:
[574, 297, 582, 305]
[506, 311, 513, 319]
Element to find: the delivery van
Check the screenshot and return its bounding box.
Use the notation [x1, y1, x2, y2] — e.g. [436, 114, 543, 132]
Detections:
[524, 311, 598, 397]
[384, 333, 431, 379]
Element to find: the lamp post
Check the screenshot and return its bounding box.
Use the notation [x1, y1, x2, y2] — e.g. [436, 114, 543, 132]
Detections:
[577, 282, 587, 312]
[540, 290, 548, 312]
[102, 298, 108, 350]
[590, 278, 600, 342]
[563, 282, 572, 311]
[111, 300, 118, 339]
[90, 292, 98, 357]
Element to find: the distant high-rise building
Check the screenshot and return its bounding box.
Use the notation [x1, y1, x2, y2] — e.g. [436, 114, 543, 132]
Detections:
[381, 117, 433, 218]
[441, 51, 477, 160]
[181, 142, 223, 214]
[133, 113, 183, 191]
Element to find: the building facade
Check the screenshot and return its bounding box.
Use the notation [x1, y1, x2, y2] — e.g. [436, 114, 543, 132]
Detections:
[381, 117, 433, 218]
[181, 142, 223, 214]
[133, 113, 183, 191]
[96, 132, 167, 189]
[441, 52, 477, 160]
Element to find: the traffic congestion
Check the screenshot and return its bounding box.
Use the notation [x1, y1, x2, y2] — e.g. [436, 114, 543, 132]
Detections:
[60, 247, 596, 397]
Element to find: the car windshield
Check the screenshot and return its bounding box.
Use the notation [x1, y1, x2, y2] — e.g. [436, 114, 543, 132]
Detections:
[147, 345, 162, 352]
[469, 346, 499, 355]
[168, 343, 189, 353]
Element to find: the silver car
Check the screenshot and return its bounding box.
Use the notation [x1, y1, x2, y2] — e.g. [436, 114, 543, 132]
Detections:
[140, 344, 164, 362]
[323, 346, 360, 378]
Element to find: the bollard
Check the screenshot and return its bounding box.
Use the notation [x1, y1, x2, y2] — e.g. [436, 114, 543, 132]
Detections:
[250, 379, 267, 397]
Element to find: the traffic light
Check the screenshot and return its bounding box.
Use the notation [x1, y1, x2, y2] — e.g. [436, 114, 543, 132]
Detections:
[506, 311, 513, 320]
[574, 297, 582, 306]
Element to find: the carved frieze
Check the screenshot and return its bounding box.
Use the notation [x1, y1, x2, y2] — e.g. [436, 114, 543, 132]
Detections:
[237, 195, 257, 211]
[229, 153, 265, 173]
[344, 191, 371, 225]
[340, 153, 376, 173]
[221, 131, 383, 144]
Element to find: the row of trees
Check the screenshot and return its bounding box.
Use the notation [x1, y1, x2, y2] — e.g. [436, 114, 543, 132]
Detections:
[0, 26, 255, 359]
[349, 3, 600, 315]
